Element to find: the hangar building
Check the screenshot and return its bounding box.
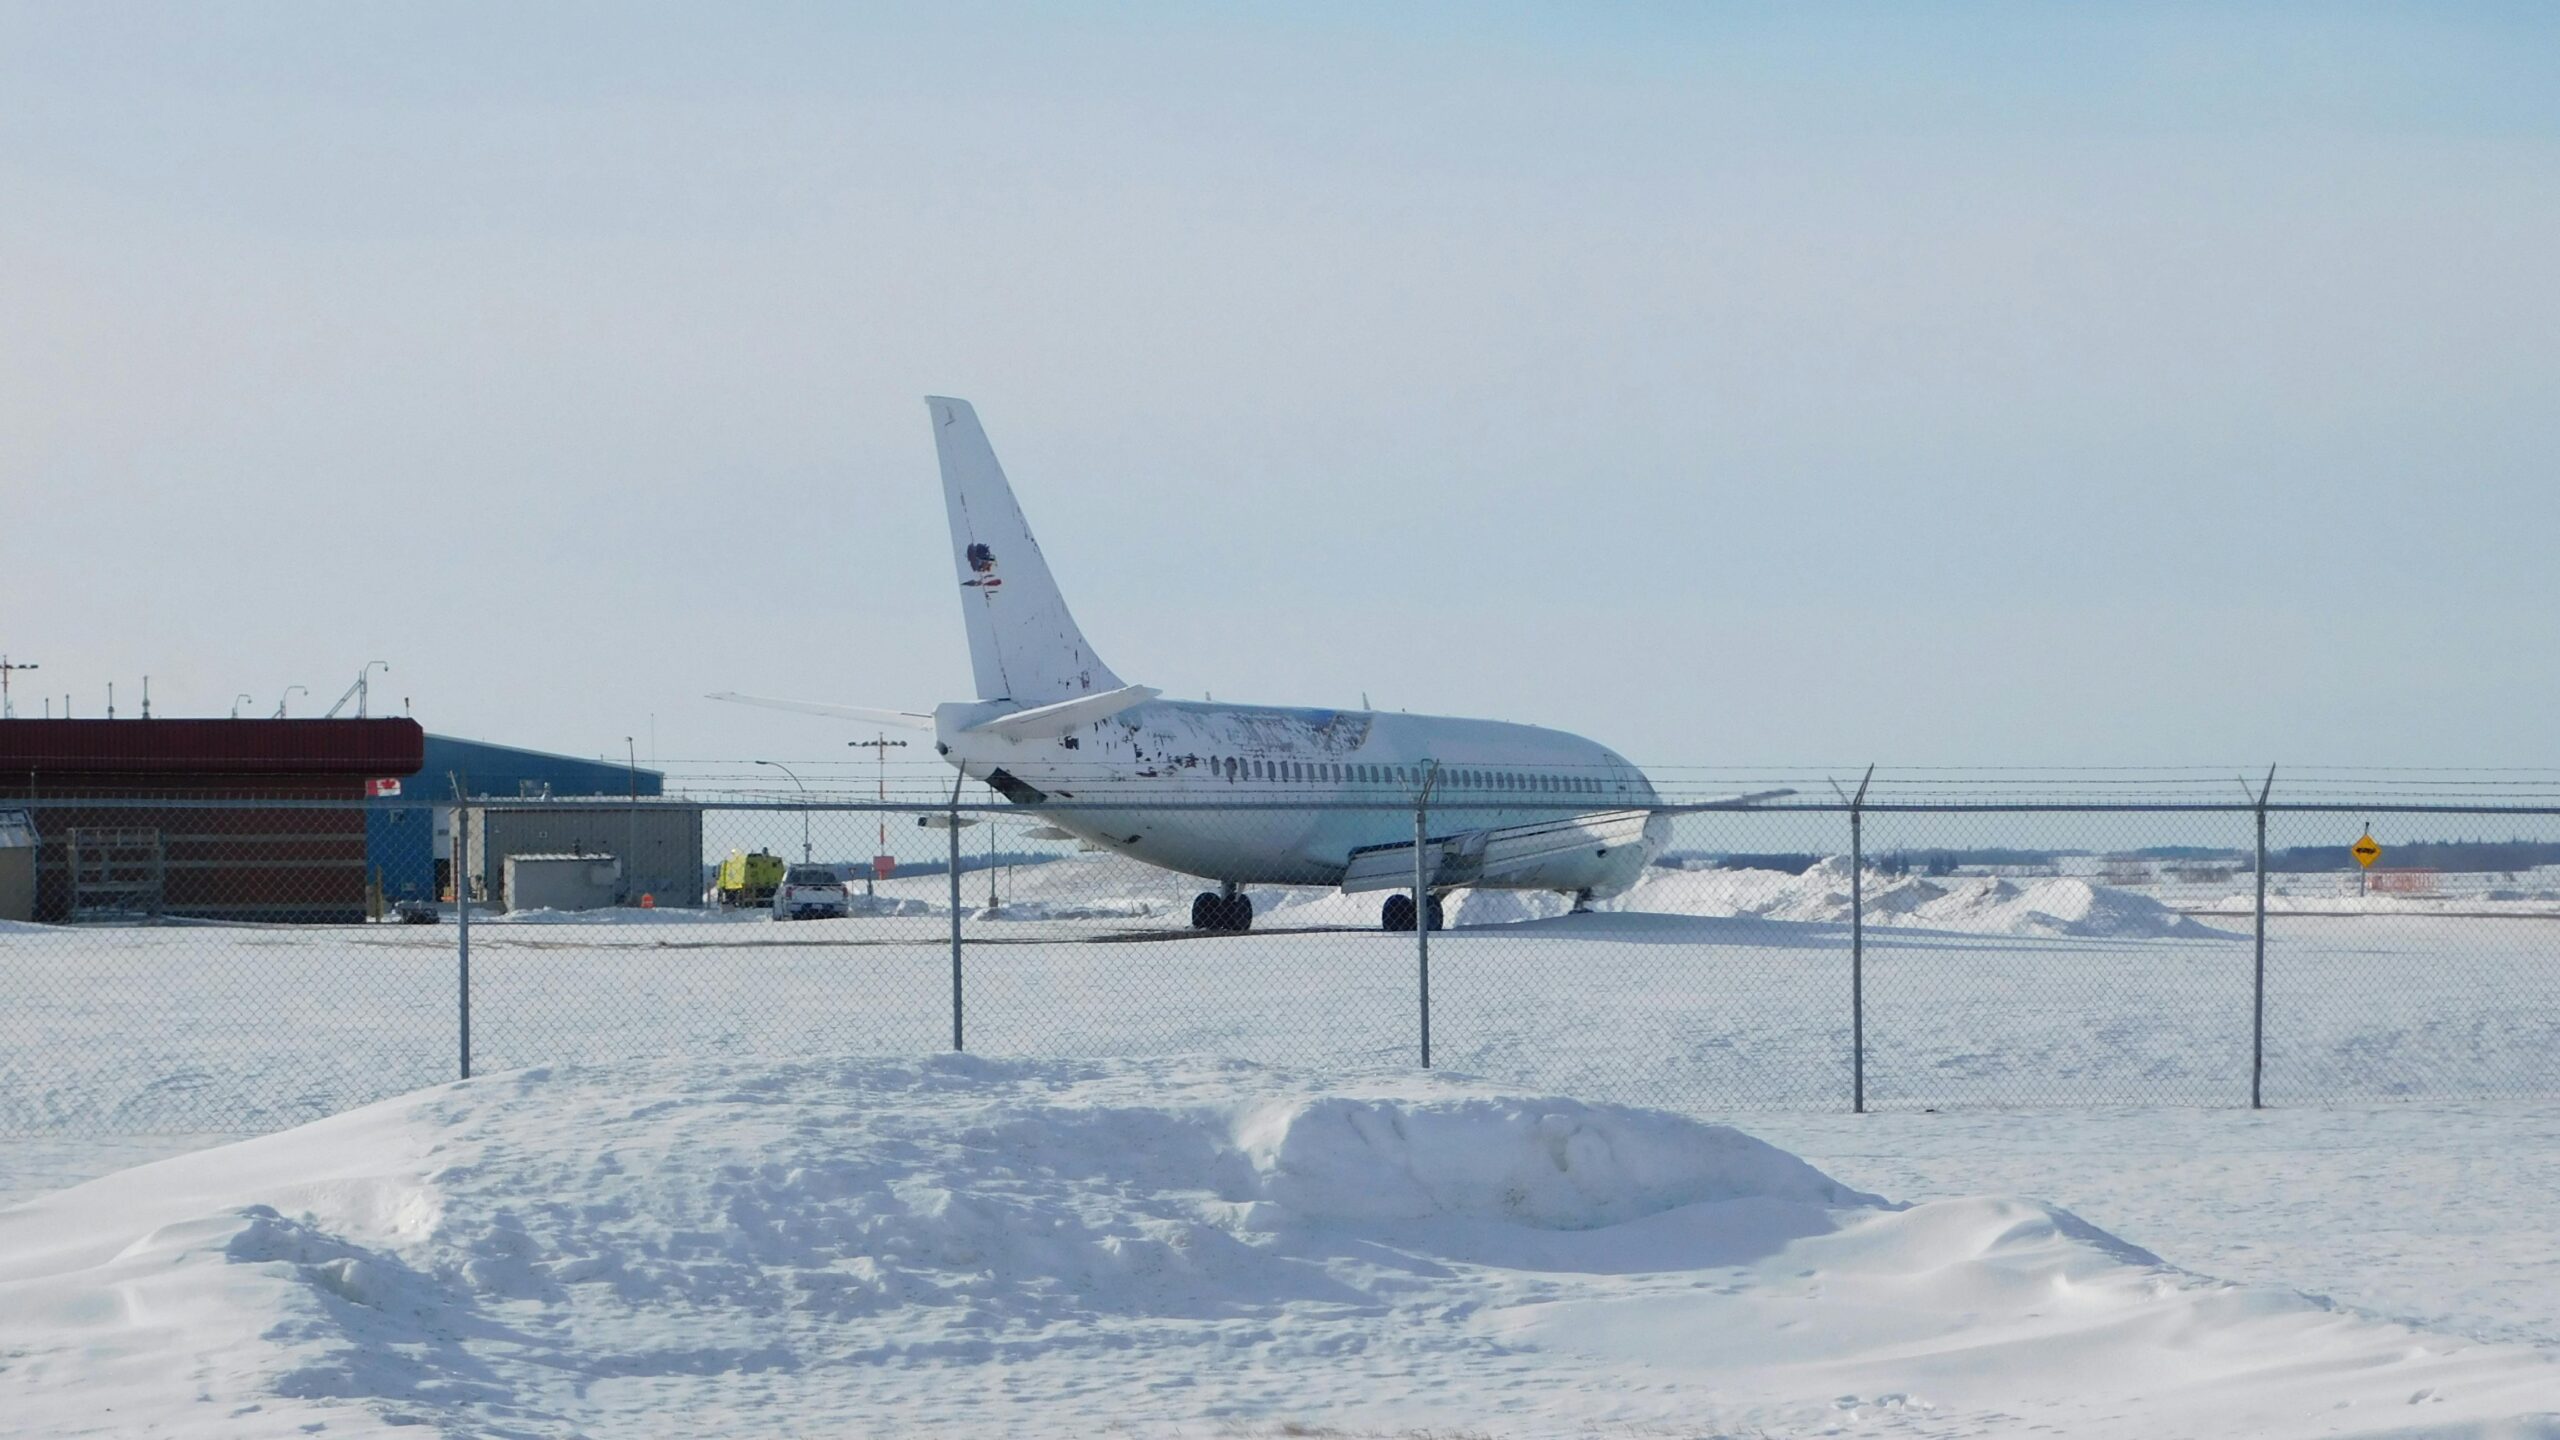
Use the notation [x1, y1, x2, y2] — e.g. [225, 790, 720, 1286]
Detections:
[0, 718, 425, 922]
[0, 721, 689, 920]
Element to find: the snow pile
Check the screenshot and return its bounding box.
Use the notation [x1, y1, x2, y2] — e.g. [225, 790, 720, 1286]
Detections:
[977, 894, 1170, 921]
[5, 1057, 2553, 1437]
[488, 904, 760, 925]
[1613, 857, 2234, 938]
[1236, 1091, 1855, 1228]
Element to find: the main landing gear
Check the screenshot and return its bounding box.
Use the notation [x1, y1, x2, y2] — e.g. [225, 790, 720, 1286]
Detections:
[1380, 893, 1443, 932]
[1190, 882, 1254, 932]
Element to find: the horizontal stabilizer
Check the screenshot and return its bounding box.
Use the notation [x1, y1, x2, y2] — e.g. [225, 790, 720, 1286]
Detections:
[964, 684, 1161, 742]
[706, 693, 935, 730]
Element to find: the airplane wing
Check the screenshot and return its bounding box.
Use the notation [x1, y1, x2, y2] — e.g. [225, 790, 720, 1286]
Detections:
[1337, 792, 1796, 894]
[705, 693, 935, 730]
[1644, 788, 1797, 815]
[1341, 809, 1659, 893]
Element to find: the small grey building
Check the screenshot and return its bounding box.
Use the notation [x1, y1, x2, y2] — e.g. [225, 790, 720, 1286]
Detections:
[461, 801, 703, 910]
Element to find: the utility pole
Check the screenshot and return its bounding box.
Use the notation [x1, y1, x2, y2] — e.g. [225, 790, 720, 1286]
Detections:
[850, 734, 908, 895]
[0, 656, 37, 720]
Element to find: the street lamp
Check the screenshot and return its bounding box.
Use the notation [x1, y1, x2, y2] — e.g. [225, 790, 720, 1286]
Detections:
[231, 693, 254, 720]
[755, 759, 813, 863]
[273, 685, 308, 718]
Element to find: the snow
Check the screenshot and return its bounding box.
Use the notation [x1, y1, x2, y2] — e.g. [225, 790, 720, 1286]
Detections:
[1610, 857, 2233, 938]
[6, 1056, 2556, 1437]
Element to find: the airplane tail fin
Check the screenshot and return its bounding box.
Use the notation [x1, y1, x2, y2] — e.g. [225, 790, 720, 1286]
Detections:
[927, 397, 1125, 704]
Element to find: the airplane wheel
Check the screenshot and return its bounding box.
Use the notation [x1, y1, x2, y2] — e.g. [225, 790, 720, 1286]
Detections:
[1381, 894, 1415, 932]
[1190, 892, 1219, 930]
[1427, 896, 1445, 931]
[1223, 893, 1254, 932]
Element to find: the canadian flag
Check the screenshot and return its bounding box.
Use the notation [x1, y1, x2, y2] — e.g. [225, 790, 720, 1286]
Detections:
[366, 778, 403, 798]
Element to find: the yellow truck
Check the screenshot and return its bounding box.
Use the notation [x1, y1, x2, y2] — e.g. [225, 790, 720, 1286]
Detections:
[713, 848, 787, 908]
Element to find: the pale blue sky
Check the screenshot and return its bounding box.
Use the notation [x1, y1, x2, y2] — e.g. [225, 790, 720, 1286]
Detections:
[5, 3, 2555, 769]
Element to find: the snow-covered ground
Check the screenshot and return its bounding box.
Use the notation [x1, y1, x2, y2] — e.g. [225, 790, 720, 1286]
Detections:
[7, 858, 2555, 1140]
[6, 859, 2556, 1433]
[5, 1056, 2556, 1438]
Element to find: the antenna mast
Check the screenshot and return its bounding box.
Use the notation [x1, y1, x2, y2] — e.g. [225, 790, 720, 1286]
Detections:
[0, 656, 36, 720]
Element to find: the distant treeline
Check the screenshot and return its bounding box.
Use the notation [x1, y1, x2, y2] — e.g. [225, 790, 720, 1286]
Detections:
[1664, 842, 2560, 876]
[2264, 840, 2560, 874]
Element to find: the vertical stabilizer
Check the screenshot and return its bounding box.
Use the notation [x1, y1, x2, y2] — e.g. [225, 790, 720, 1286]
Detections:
[927, 397, 1125, 704]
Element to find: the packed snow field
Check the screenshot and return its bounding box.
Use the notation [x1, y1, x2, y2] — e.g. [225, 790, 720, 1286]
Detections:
[7, 857, 2557, 1142]
[7, 858, 2560, 1436]
[5, 1056, 2558, 1438]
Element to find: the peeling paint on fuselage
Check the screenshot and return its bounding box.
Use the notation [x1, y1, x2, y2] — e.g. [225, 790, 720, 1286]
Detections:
[938, 699, 1667, 894]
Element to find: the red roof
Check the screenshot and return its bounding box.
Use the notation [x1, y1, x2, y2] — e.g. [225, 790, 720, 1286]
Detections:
[0, 719, 425, 775]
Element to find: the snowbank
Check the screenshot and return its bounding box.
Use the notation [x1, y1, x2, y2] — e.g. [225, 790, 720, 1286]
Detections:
[4, 1057, 2550, 1437]
[1617, 856, 2237, 938]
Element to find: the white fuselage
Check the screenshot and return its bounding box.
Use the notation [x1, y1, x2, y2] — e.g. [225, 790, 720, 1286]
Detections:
[936, 698, 1670, 897]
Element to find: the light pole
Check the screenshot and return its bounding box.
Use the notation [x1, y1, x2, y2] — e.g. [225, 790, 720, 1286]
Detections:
[849, 735, 908, 895]
[273, 685, 308, 718]
[756, 759, 813, 863]
[231, 693, 254, 720]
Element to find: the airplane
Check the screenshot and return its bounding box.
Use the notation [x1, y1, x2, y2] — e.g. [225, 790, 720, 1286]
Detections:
[714, 397, 1788, 933]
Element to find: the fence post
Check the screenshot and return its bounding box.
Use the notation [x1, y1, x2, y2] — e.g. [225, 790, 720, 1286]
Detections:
[2252, 764, 2274, 1109]
[1849, 764, 1872, 1114]
[454, 789, 471, 1082]
[948, 777, 965, 1052]
[1415, 770, 1433, 1069]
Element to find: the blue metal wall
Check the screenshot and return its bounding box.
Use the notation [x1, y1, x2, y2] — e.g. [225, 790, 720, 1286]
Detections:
[367, 736, 665, 905]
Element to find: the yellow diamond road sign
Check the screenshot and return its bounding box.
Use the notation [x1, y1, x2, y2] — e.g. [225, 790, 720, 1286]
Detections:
[2352, 833, 2383, 868]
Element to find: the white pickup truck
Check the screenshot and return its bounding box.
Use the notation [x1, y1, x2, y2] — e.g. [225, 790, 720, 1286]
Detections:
[770, 865, 849, 921]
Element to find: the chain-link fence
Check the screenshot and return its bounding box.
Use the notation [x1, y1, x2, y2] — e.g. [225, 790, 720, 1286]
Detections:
[6, 778, 2559, 1137]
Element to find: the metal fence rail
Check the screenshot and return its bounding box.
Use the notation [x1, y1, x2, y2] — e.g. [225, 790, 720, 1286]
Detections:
[4, 780, 2559, 1137]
